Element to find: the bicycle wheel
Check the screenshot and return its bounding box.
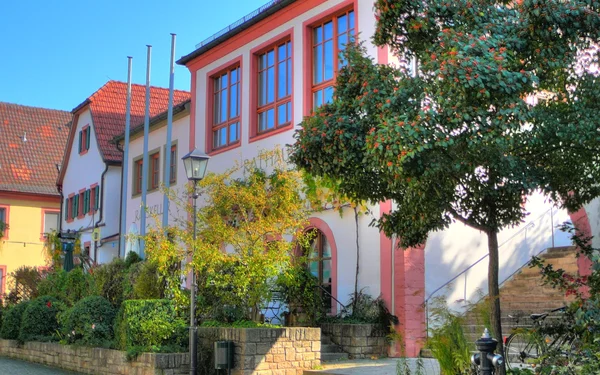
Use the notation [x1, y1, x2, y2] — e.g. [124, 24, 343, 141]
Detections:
[505, 332, 542, 370]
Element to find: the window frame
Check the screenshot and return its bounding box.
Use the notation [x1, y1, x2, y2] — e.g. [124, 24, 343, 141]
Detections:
[79, 124, 91, 155]
[0, 205, 10, 240]
[40, 208, 60, 240]
[78, 189, 86, 219]
[164, 141, 178, 185]
[303, 1, 357, 115]
[0, 265, 6, 298]
[205, 56, 243, 155]
[249, 29, 294, 142]
[89, 183, 99, 214]
[133, 157, 144, 197]
[150, 150, 160, 191]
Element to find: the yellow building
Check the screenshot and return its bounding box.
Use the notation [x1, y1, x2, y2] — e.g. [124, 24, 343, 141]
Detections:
[0, 102, 71, 297]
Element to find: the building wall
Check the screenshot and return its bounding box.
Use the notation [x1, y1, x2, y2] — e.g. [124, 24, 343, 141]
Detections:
[0, 194, 59, 295]
[60, 107, 119, 264]
[124, 112, 190, 255]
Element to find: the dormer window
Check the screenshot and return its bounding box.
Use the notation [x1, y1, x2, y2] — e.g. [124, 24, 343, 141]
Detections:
[79, 125, 91, 154]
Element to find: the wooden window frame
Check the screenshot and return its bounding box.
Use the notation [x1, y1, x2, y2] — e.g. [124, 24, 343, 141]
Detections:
[78, 189, 86, 219]
[79, 125, 91, 155]
[40, 208, 60, 241]
[90, 183, 99, 213]
[133, 158, 144, 197]
[164, 142, 178, 185]
[249, 29, 294, 142]
[150, 151, 160, 191]
[205, 56, 243, 155]
[0, 205, 10, 240]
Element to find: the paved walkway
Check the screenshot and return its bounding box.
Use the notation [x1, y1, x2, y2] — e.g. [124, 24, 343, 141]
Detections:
[306, 358, 441, 375]
[0, 356, 82, 375]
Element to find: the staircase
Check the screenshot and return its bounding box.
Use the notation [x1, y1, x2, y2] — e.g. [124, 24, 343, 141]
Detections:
[462, 246, 579, 344]
[320, 334, 349, 362]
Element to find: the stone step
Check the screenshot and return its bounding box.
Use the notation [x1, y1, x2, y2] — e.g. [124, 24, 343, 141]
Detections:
[321, 335, 333, 345]
[321, 352, 349, 362]
[540, 247, 577, 259]
[321, 344, 343, 353]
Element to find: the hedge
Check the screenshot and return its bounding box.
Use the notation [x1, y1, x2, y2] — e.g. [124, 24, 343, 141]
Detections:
[0, 301, 29, 339]
[61, 296, 116, 347]
[115, 299, 187, 352]
[19, 296, 65, 342]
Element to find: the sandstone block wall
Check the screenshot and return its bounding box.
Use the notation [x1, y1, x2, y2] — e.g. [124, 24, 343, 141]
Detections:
[320, 323, 388, 359]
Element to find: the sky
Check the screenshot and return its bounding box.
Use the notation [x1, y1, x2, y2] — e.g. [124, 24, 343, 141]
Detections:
[0, 0, 269, 111]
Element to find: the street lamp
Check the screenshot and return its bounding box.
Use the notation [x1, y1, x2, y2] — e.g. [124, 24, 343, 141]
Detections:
[182, 148, 210, 375]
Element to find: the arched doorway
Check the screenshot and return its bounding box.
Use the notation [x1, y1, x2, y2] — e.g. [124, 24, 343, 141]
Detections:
[306, 228, 333, 312]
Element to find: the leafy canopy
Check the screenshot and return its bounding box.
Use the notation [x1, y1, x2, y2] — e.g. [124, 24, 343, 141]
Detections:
[290, 0, 600, 246]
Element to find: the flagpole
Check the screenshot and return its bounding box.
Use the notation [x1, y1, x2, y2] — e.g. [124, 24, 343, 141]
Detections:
[140, 45, 152, 258]
[120, 56, 133, 258]
[163, 34, 176, 228]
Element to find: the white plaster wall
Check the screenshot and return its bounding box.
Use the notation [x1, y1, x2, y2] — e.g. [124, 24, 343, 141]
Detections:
[425, 192, 572, 314]
[584, 197, 600, 249]
[125, 114, 190, 241]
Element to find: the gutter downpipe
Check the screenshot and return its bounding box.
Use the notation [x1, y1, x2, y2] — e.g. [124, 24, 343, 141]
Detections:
[140, 45, 152, 259]
[94, 163, 110, 263]
[119, 57, 133, 258]
[163, 34, 176, 228]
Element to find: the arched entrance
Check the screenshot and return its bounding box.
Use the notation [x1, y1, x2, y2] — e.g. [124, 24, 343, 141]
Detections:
[305, 217, 338, 313]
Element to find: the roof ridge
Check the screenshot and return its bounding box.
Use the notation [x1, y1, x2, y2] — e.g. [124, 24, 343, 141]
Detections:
[89, 80, 189, 103]
[0, 101, 71, 114]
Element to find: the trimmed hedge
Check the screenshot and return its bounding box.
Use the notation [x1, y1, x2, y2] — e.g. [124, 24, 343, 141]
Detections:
[115, 299, 187, 352]
[0, 301, 29, 339]
[62, 296, 116, 347]
[19, 296, 65, 342]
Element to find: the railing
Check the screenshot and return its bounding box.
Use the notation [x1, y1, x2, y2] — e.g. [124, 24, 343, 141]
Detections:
[195, 0, 293, 49]
[423, 208, 557, 331]
[316, 284, 350, 316]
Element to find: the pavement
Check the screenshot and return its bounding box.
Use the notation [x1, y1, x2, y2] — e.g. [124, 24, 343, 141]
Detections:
[305, 358, 441, 375]
[0, 356, 82, 375]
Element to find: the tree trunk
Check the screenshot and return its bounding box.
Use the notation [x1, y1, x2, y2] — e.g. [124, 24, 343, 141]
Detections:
[353, 207, 360, 312]
[487, 230, 506, 375]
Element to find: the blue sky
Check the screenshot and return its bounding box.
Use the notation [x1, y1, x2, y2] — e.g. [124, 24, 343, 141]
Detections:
[0, 0, 268, 111]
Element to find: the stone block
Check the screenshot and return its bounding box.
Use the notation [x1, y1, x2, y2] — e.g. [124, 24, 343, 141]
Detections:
[285, 348, 296, 361]
[257, 343, 271, 355]
[311, 341, 321, 352]
[246, 329, 261, 343]
[244, 343, 257, 355]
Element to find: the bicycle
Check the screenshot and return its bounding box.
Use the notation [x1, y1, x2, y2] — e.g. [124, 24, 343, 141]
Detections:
[504, 306, 577, 371]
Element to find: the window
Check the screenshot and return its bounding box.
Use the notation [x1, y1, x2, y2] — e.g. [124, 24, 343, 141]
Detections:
[78, 191, 85, 218]
[257, 40, 292, 133]
[168, 144, 177, 184]
[312, 9, 355, 109]
[65, 197, 73, 221]
[150, 152, 160, 190]
[212, 65, 241, 150]
[134, 159, 143, 195]
[71, 194, 79, 220]
[42, 210, 59, 237]
[90, 185, 99, 213]
[79, 125, 91, 154]
[0, 206, 8, 239]
[306, 229, 333, 313]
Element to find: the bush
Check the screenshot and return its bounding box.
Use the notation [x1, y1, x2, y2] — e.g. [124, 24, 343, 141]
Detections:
[37, 268, 96, 306]
[115, 299, 187, 352]
[0, 301, 29, 339]
[61, 296, 116, 347]
[276, 265, 324, 326]
[92, 259, 128, 307]
[19, 296, 65, 342]
[38, 269, 68, 301]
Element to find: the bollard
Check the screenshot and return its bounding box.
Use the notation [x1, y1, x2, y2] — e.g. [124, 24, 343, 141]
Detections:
[470, 329, 504, 375]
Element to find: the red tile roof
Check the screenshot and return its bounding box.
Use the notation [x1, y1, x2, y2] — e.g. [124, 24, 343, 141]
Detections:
[0, 102, 71, 196]
[78, 80, 190, 163]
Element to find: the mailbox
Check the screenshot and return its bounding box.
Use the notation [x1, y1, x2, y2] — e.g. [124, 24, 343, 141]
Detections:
[214, 341, 234, 370]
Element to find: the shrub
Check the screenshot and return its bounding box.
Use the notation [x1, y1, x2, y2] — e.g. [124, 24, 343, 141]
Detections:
[131, 261, 163, 299]
[61, 296, 116, 347]
[64, 268, 96, 306]
[92, 259, 128, 307]
[277, 265, 324, 326]
[5, 266, 42, 304]
[0, 301, 29, 339]
[19, 296, 65, 342]
[115, 299, 187, 352]
[38, 269, 68, 301]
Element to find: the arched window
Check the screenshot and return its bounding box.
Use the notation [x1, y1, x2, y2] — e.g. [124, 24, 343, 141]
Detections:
[306, 228, 332, 312]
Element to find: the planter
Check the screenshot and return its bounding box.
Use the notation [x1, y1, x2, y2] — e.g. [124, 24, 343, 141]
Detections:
[320, 323, 389, 359]
[0, 339, 189, 375]
[197, 327, 321, 375]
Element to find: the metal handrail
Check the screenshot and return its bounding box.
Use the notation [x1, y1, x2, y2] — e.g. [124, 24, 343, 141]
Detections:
[423, 208, 555, 306]
[316, 285, 350, 316]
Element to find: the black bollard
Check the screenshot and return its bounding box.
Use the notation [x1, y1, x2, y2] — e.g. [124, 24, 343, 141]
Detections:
[470, 329, 504, 375]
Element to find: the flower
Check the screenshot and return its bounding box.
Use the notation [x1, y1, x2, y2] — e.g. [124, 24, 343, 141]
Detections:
[92, 324, 96, 330]
[46, 301, 52, 308]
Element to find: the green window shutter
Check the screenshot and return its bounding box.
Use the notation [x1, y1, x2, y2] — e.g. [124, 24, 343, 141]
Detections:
[86, 129, 91, 150]
[75, 195, 79, 217]
[84, 190, 89, 213]
[65, 198, 69, 220]
[78, 131, 82, 153]
[94, 187, 100, 211]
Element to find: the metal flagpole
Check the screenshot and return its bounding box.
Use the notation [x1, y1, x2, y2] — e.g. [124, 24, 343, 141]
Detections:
[120, 57, 133, 258]
[163, 34, 176, 228]
[140, 45, 152, 258]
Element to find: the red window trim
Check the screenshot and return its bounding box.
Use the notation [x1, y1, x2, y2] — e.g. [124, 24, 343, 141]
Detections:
[134, 159, 143, 196]
[302, 0, 358, 116]
[80, 124, 90, 155]
[0, 265, 6, 298]
[77, 188, 86, 219]
[169, 144, 177, 184]
[66, 193, 75, 223]
[205, 55, 243, 156]
[249, 28, 294, 143]
[90, 183, 99, 214]
[0, 204, 10, 240]
[150, 152, 160, 191]
[40, 208, 60, 241]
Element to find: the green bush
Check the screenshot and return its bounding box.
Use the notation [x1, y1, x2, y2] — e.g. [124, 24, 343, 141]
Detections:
[38, 268, 96, 306]
[38, 269, 68, 301]
[92, 259, 128, 307]
[276, 265, 324, 326]
[131, 261, 163, 299]
[19, 296, 65, 342]
[115, 299, 187, 352]
[0, 301, 29, 339]
[61, 296, 116, 347]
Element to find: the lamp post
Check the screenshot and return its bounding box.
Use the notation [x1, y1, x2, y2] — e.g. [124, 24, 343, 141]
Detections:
[182, 148, 210, 375]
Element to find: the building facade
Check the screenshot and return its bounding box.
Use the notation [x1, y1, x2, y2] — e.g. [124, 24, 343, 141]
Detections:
[0, 102, 71, 297]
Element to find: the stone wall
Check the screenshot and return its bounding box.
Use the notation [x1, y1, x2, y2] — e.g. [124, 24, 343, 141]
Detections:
[0, 339, 188, 375]
[197, 327, 321, 375]
[320, 323, 388, 359]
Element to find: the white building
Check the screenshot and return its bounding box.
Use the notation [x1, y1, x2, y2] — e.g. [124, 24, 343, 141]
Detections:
[57, 80, 189, 264]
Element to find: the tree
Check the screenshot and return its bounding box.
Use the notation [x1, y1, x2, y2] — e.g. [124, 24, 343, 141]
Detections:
[290, 0, 600, 369]
[145, 149, 310, 322]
